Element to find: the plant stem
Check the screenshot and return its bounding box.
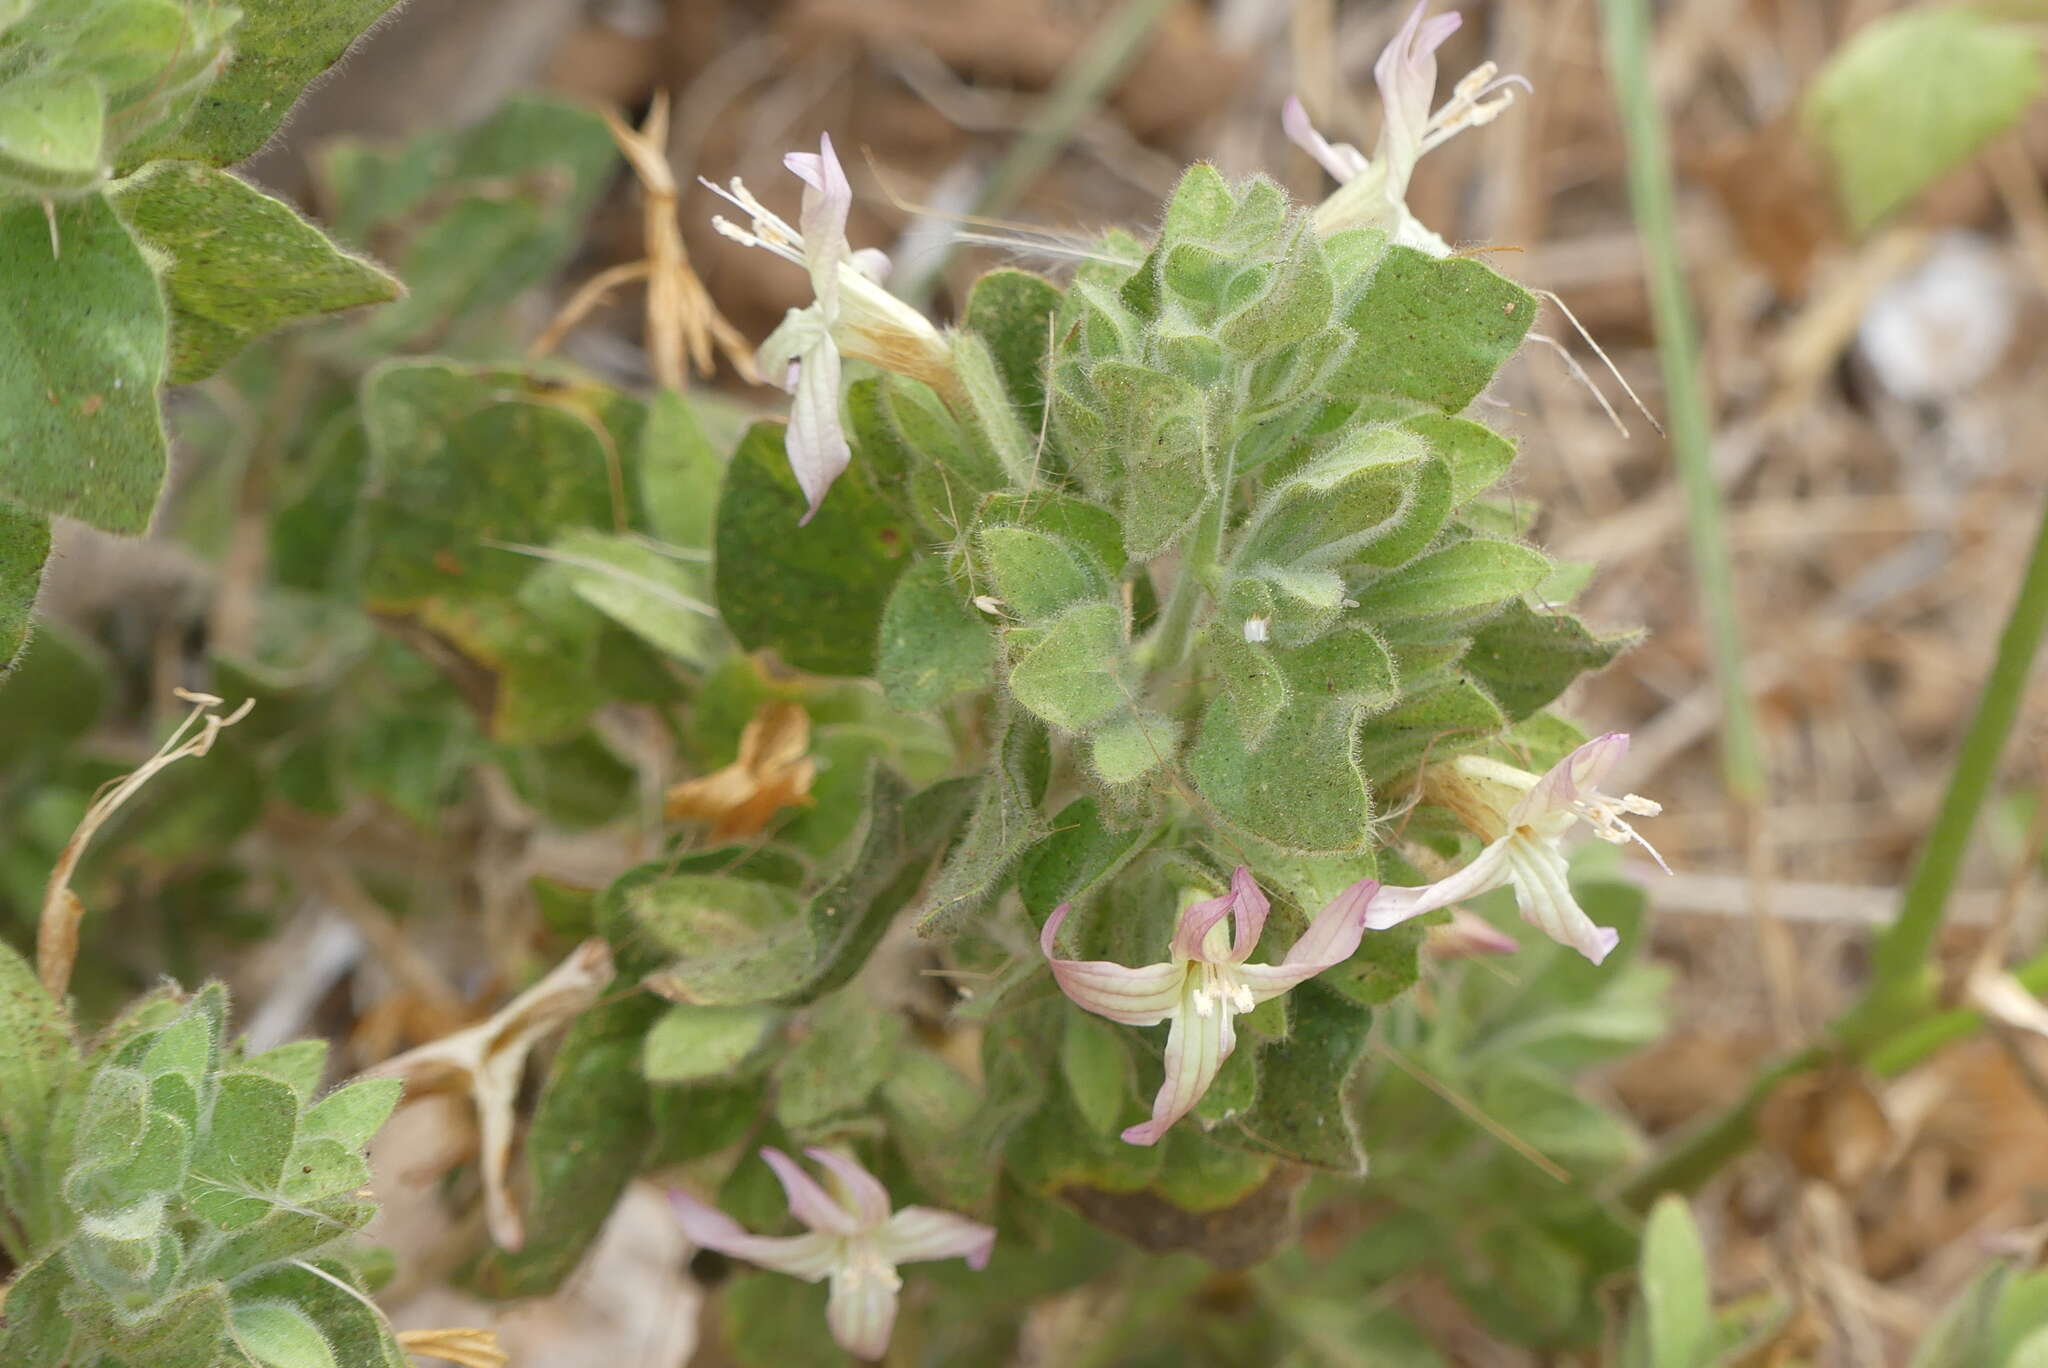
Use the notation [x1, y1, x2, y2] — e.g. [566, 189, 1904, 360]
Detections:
[1852, 495, 2048, 1027]
[1621, 495, 2048, 1208]
[1142, 444, 1234, 676]
[1615, 1045, 1827, 1212]
[1597, 0, 1766, 805]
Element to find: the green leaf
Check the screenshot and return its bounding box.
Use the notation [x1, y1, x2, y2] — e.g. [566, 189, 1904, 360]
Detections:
[467, 994, 662, 1299]
[233, 1260, 408, 1368]
[1005, 600, 1128, 733]
[1352, 676, 1506, 779]
[328, 98, 618, 345]
[125, 0, 407, 167]
[1638, 1194, 1714, 1368]
[913, 712, 1050, 937]
[635, 874, 813, 1006]
[772, 991, 905, 1137]
[1805, 8, 2044, 234]
[1462, 601, 1633, 720]
[642, 1004, 778, 1084]
[1188, 627, 1396, 853]
[189, 1071, 299, 1229]
[877, 556, 995, 711]
[0, 70, 106, 195]
[109, 162, 399, 383]
[1236, 424, 1427, 571]
[357, 362, 616, 608]
[964, 267, 1062, 436]
[543, 528, 716, 666]
[298, 1078, 402, 1150]
[0, 194, 167, 534]
[1351, 538, 1549, 621]
[1088, 709, 1181, 786]
[231, 1304, 339, 1368]
[979, 525, 1102, 621]
[0, 938, 74, 1249]
[0, 502, 50, 673]
[1406, 412, 1515, 507]
[715, 421, 915, 676]
[1237, 981, 1372, 1172]
[722, 1273, 847, 1368]
[1060, 1013, 1132, 1136]
[638, 390, 723, 547]
[1334, 245, 1535, 411]
[1017, 797, 1152, 920]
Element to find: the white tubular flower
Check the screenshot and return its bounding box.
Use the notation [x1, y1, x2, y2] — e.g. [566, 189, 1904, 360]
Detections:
[670, 1147, 994, 1362]
[705, 133, 949, 523]
[1041, 867, 1380, 1146]
[1282, 2, 1528, 254]
[1368, 733, 1667, 965]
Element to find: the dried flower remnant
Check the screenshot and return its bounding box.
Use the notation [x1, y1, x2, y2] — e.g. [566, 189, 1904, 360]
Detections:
[664, 700, 817, 841]
[38, 687, 254, 998]
[530, 93, 756, 389]
[395, 1327, 509, 1368]
[671, 1147, 994, 1361]
[1042, 868, 1380, 1144]
[1282, 1, 1527, 253]
[1369, 733, 1666, 965]
[705, 132, 951, 521]
[369, 939, 615, 1251]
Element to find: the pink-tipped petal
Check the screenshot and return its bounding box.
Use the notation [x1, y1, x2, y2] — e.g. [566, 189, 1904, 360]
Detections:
[1234, 879, 1376, 1004]
[1510, 732, 1629, 828]
[826, 1264, 900, 1361]
[790, 132, 852, 307]
[1502, 836, 1620, 965]
[1169, 886, 1240, 963]
[761, 1147, 859, 1236]
[1224, 866, 1271, 964]
[1042, 904, 1186, 1026]
[787, 339, 850, 525]
[1373, 2, 1459, 186]
[1365, 839, 1513, 930]
[1121, 1001, 1233, 1146]
[1282, 96, 1360, 184]
[668, 1188, 841, 1279]
[1425, 908, 1520, 959]
[804, 1148, 891, 1230]
[877, 1207, 998, 1271]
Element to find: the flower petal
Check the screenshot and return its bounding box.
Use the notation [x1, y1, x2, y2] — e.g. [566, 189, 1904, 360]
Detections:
[805, 1148, 892, 1231]
[761, 1147, 860, 1236]
[1425, 907, 1520, 959]
[786, 132, 852, 308]
[1121, 1000, 1234, 1147]
[1503, 834, 1620, 964]
[826, 1263, 900, 1361]
[1365, 838, 1514, 929]
[1169, 885, 1240, 963]
[1224, 866, 1271, 963]
[1236, 877, 1378, 1003]
[1509, 732, 1629, 829]
[668, 1189, 840, 1279]
[1373, 1, 1461, 187]
[1042, 904, 1186, 1026]
[785, 338, 850, 525]
[1281, 96, 1365, 183]
[877, 1207, 997, 1270]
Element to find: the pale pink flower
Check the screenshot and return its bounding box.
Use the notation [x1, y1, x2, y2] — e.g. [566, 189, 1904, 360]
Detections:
[1369, 733, 1666, 965]
[670, 1147, 993, 1361]
[1041, 867, 1379, 1145]
[705, 134, 948, 522]
[1282, 2, 1528, 252]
